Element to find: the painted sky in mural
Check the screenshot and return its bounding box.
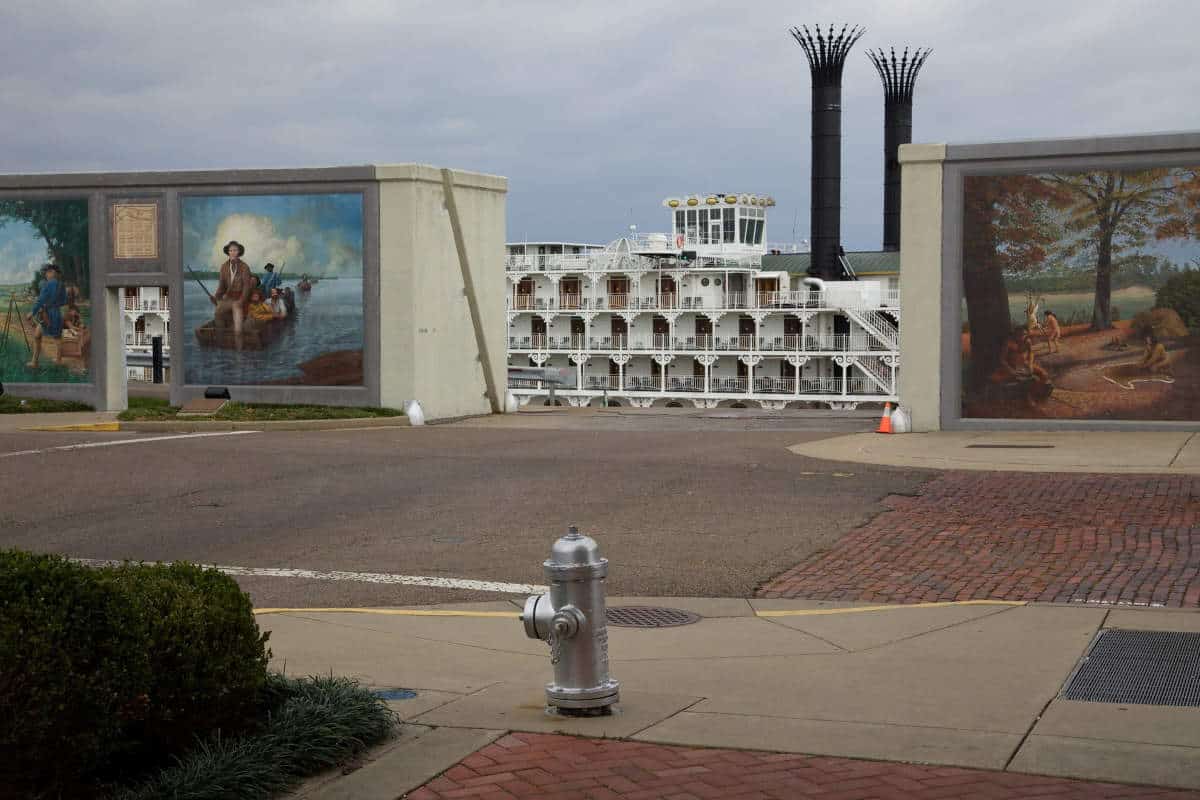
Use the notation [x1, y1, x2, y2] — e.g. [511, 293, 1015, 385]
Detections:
[181, 193, 364, 387]
[960, 166, 1200, 421]
[0, 198, 91, 383]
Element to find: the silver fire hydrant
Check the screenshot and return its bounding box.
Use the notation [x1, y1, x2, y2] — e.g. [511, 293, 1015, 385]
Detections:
[521, 526, 619, 715]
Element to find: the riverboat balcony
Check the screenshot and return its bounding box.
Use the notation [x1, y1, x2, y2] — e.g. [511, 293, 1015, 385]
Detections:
[508, 332, 888, 353]
[124, 297, 169, 312]
[511, 375, 883, 396]
[507, 290, 826, 312]
[504, 249, 764, 274]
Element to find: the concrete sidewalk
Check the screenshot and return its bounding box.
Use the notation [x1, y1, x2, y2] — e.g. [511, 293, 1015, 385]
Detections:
[263, 597, 1200, 797]
[790, 430, 1200, 473]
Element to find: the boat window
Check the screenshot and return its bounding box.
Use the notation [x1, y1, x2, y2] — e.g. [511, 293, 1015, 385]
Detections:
[723, 208, 735, 243]
[675, 210, 684, 235]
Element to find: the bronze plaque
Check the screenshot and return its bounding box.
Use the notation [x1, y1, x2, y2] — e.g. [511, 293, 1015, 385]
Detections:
[112, 203, 159, 260]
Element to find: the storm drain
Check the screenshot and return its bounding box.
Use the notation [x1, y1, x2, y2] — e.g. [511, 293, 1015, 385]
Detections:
[965, 444, 1055, 449]
[1062, 629, 1200, 707]
[606, 606, 701, 628]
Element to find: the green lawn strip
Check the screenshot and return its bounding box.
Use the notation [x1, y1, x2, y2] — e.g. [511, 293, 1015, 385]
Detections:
[118, 399, 403, 422]
[214, 403, 403, 421]
[0, 395, 94, 413]
[117, 396, 179, 421]
[112, 674, 399, 800]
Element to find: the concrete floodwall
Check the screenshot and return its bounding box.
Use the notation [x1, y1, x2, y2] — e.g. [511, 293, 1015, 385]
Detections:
[0, 164, 506, 420]
[899, 132, 1200, 431]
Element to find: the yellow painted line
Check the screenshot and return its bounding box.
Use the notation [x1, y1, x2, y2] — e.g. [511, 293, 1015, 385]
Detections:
[755, 600, 1026, 617]
[254, 607, 520, 618]
[253, 600, 1025, 620]
[23, 422, 120, 432]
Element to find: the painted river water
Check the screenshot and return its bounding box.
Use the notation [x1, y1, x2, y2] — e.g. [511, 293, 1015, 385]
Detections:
[183, 278, 363, 385]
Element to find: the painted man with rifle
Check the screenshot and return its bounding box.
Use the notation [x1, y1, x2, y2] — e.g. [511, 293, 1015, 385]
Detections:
[213, 240, 253, 335]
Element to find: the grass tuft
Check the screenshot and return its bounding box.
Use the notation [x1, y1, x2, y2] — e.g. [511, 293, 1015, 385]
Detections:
[112, 674, 398, 800]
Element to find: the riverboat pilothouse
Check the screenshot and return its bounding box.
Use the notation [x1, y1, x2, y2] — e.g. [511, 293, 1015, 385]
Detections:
[506, 193, 900, 410]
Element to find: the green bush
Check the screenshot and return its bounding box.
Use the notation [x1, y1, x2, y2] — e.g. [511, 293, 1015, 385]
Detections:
[0, 552, 271, 798]
[108, 562, 272, 758]
[0, 552, 149, 797]
[1156, 269, 1200, 329]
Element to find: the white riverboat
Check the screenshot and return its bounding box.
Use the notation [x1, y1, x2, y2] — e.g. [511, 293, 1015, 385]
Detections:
[506, 193, 900, 410]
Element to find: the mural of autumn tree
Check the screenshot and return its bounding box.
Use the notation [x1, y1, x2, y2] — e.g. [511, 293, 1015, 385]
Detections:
[0, 198, 90, 297]
[1043, 168, 1200, 331]
[961, 175, 1061, 389]
[962, 165, 1200, 421]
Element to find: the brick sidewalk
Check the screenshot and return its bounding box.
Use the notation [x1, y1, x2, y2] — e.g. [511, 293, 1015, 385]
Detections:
[406, 732, 1197, 799]
[758, 472, 1200, 606]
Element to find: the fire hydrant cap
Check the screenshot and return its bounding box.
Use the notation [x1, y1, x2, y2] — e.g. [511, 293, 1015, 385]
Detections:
[547, 526, 604, 568]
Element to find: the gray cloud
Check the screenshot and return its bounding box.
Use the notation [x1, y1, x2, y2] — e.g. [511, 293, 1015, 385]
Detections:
[2, 0, 1198, 250]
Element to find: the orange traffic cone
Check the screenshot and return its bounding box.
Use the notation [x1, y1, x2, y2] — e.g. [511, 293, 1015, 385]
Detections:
[876, 402, 893, 434]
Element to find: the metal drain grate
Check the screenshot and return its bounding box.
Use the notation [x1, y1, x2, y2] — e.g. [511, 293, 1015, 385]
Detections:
[606, 606, 701, 628]
[1063, 629, 1200, 707]
[966, 444, 1055, 449]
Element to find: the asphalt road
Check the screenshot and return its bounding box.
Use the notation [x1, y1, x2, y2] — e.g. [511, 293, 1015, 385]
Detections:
[0, 409, 931, 607]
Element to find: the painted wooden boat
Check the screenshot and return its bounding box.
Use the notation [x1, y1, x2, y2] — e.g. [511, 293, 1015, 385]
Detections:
[194, 311, 296, 351]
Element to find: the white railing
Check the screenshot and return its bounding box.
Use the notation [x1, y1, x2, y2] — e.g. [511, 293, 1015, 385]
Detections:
[584, 375, 621, 390]
[506, 254, 595, 272]
[840, 308, 898, 350]
[508, 289, 829, 312]
[764, 241, 810, 254]
[557, 293, 583, 310]
[510, 331, 892, 354]
[125, 334, 167, 347]
[508, 373, 892, 398]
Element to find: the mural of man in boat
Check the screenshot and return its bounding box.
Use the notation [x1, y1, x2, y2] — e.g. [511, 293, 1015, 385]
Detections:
[181, 192, 364, 386]
[192, 242, 297, 350]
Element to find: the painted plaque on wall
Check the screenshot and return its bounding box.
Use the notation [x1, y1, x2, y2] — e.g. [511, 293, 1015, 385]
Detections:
[960, 167, 1200, 421]
[0, 198, 91, 383]
[180, 193, 364, 386]
[112, 202, 159, 260]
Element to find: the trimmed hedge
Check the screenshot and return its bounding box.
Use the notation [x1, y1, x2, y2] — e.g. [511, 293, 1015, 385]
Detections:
[0, 552, 271, 799]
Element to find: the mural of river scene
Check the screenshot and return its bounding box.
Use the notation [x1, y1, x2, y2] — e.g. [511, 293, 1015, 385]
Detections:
[0, 198, 91, 384]
[961, 167, 1200, 420]
[182, 193, 364, 386]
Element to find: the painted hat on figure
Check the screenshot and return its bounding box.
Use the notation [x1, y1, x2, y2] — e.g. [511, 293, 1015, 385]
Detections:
[223, 240, 245, 256]
[264, 262, 275, 271]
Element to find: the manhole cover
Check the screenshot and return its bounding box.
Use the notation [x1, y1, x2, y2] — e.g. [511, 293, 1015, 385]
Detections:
[606, 606, 701, 628]
[1063, 629, 1200, 707]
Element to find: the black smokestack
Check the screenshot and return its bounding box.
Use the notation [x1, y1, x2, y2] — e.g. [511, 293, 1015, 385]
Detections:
[791, 24, 864, 281]
[867, 47, 931, 252]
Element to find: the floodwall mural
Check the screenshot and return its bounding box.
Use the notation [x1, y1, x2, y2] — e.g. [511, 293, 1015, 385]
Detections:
[0, 198, 91, 383]
[182, 193, 364, 386]
[961, 167, 1200, 420]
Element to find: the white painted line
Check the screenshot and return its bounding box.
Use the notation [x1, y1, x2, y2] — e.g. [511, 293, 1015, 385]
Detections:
[0, 430, 258, 459]
[71, 558, 547, 595]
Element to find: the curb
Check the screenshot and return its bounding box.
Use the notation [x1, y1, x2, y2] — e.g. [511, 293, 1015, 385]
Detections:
[22, 422, 121, 432]
[118, 417, 411, 433]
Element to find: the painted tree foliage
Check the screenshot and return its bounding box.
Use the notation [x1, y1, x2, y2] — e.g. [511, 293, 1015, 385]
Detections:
[0, 199, 90, 296]
[1043, 168, 1200, 331]
[961, 175, 1061, 389]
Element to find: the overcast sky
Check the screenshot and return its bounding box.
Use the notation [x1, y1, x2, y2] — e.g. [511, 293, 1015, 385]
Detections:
[3, 0, 1198, 251]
